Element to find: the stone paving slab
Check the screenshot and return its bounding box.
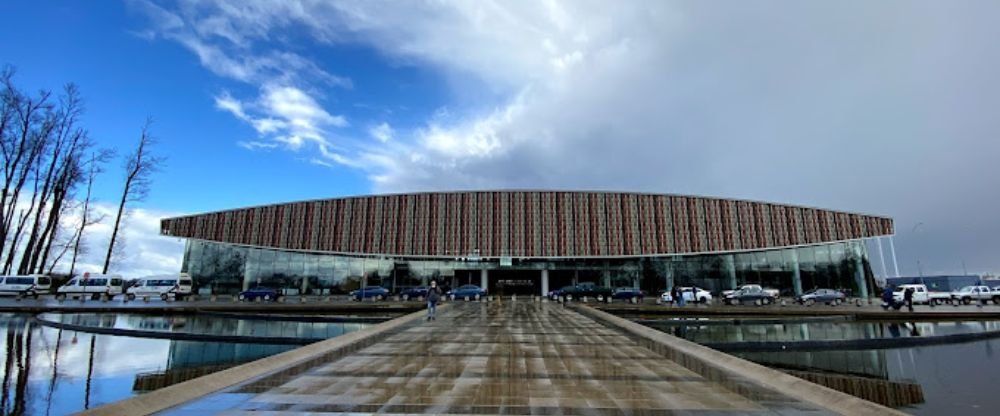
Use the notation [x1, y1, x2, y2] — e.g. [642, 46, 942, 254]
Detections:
[158, 302, 840, 415]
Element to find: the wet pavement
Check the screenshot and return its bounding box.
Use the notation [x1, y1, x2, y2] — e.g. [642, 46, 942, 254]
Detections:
[162, 301, 835, 415]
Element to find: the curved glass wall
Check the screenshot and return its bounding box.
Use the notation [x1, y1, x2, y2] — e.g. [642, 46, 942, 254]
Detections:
[181, 239, 876, 297]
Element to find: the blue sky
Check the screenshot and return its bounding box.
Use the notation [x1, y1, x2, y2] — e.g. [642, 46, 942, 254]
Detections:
[2, 1, 999, 278]
[0, 1, 453, 213]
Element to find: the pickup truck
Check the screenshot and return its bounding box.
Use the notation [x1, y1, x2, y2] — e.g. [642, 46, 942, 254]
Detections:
[561, 282, 614, 301]
[892, 284, 951, 305]
[950, 285, 1000, 305]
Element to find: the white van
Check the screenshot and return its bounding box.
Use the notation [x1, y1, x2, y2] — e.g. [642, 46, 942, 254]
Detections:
[127, 273, 193, 301]
[0, 274, 52, 298]
[56, 273, 124, 300]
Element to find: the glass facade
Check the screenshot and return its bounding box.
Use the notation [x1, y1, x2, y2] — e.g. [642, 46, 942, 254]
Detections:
[182, 239, 877, 298]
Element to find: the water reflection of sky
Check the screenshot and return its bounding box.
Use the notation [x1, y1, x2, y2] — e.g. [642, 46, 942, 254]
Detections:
[40, 312, 371, 340]
[0, 313, 365, 415]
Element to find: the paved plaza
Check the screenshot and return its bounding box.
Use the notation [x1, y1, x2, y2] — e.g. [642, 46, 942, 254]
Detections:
[157, 301, 843, 415]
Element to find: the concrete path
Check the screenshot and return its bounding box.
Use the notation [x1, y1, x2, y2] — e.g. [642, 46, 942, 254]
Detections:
[160, 301, 839, 415]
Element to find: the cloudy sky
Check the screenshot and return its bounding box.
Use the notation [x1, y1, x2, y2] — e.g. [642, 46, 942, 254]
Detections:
[2, 0, 998, 278]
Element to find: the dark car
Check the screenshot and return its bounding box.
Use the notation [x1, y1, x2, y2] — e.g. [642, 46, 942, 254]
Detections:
[724, 286, 775, 305]
[238, 287, 281, 302]
[548, 285, 575, 300]
[350, 286, 390, 301]
[796, 288, 846, 305]
[612, 287, 645, 301]
[400, 286, 429, 300]
[562, 282, 614, 301]
[448, 284, 486, 300]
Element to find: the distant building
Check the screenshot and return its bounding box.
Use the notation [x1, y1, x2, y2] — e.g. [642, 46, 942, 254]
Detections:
[160, 191, 894, 297]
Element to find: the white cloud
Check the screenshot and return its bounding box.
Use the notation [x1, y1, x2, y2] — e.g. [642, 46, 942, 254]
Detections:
[237, 140, 278, 150]
[368, 122, 394, 143]
[135, 1, 1000, 275]
[216, 85, 348, 155]
[55, 203, 185, 278]
[133, 0, 352, 165]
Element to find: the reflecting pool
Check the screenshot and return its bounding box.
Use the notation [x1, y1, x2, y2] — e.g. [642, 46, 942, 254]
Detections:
[0, 313, 371, 415]
[38, 312, 373, 342]
[643, 317, 1000, 415]
[643, 318, 1000, 344]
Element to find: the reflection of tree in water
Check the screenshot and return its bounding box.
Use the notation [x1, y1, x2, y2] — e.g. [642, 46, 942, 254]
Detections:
[0, 319, 33, 415]
[45, 329, 63, 416]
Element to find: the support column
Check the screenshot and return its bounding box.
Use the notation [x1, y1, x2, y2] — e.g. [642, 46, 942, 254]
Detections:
[876, 237, 888, 281]
[789, 249, 802, 296]
[888, 236, 900, 278]
[723, 254, 737, 290]
[853, 242, 869, 298]
[480, 269, 488, 290]
[664, 261, 674, 290]
[541, 269, 549, 297]
[601, 268, 611, 288]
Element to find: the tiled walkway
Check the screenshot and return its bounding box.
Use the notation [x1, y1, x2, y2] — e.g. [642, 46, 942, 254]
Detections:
[163, 301, 833, 415]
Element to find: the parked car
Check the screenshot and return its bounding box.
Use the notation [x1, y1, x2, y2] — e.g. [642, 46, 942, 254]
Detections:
[56, 273, 124, 300]
[722, 285, 779, 299]
[238, 287, 281, 302]
[611, 287, 645, 301]
[548, 285, 575, 300]
[400, 286, 429, 300]
[0, 274, 51, 298]
[676, 286, 713, 303]
[561, 282, 614, 301]
[724, 286, 775, 305]
[350, 286, 390, 301]
[796, 288, 846, 305]
[448, 284, 487, 300]
[950, 285, 1000, 305]
[126, 273, 193, 301]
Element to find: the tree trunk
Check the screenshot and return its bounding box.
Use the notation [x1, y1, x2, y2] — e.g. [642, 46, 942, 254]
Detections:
[102, 188, 128, 274]
[69, 154, 98, 277]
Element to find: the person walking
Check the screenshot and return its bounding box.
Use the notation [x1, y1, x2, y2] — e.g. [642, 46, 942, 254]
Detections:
[427, 280, 442, 321]
[903, 286, 914, 312]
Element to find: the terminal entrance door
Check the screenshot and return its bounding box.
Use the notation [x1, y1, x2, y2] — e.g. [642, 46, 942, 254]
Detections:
[489, 270, 540, 296]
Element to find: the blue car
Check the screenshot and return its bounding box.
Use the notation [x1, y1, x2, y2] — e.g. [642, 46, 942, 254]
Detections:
[400, 286, 429, 300]
[612, 287, 645, 301]
[238, 287, 281, 302]
[350, 286, 390, 301]
[548, 285, 574, 300]
[448, 284, 486, 300]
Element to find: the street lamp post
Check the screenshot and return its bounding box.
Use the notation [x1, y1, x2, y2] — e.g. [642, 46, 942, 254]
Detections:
[912, 222, 925, 278]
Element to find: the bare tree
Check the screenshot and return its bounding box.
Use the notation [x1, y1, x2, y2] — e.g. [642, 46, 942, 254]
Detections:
[18, 84, 93, 274]
[1, 68, 52, 267]
[102, 120, 163, 274]
[67, 151, 111, 276]
[0, 66, 112, 276]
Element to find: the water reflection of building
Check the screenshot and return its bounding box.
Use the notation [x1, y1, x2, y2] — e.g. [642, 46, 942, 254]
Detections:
[166, 340, 293, 369]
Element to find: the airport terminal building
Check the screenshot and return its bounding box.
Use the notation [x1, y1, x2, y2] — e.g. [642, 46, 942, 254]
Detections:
[160, 191, 894, 298]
